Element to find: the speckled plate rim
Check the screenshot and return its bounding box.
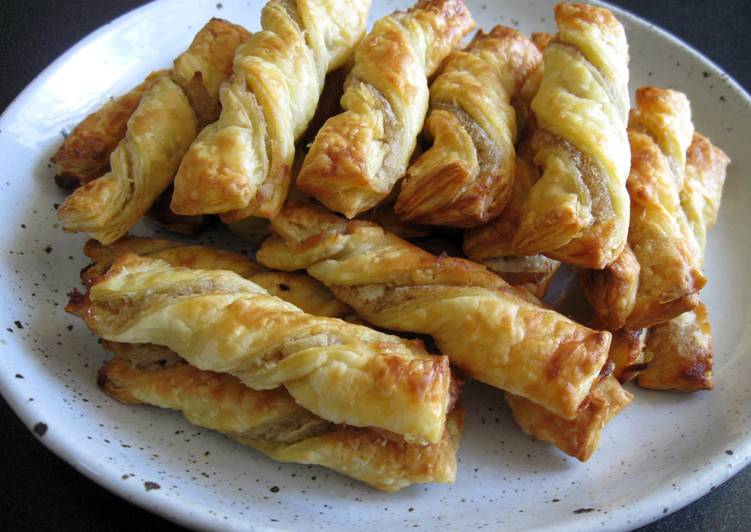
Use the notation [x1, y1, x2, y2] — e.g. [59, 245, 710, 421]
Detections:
[0, 1, 749, 531]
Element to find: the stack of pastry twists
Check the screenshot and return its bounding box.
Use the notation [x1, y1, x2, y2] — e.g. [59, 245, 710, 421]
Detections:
[74, 239, 462, 491]
[512, 3, 631, 269]
[636, 133, 729, 391]
[582, 88, 706, 330]
[394, 25, 541, 227]
[51, 18, 251, 189]
[57, 76, 198, 244]
[170, 0, 372, 222]
[71, 252, 452, 445]
[258, 201, 611, 420]
[296, 0, 476, 218]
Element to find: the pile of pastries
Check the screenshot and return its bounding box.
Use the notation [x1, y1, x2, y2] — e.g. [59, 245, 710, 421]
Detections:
[52, 0, 730, 492]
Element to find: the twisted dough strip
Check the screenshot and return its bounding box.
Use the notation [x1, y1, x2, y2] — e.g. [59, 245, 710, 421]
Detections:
[170, 0, 371, 222]
[512, 4, 631, 269]
[70, 253, 451, 444]
[99, 352, 463, 492]
[57, 76, 198, 244]
[582, 88, 706, 330]
[463, 152, 560, 300]
[637, 133, 729, 391]
[296, 0, 475, 218]
[51, 18, 250, 189]
[257, 202, 611, 419]
[506, 375, 632, 462]
[394, 26, 541, 227]
[80, 236, 354, 319]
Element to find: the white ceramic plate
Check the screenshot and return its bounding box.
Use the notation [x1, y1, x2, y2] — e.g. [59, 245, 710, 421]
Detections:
[1, 1, 750, 530]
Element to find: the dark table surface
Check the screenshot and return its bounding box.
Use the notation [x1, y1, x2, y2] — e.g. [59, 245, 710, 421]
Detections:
[1, 1, 750, 530]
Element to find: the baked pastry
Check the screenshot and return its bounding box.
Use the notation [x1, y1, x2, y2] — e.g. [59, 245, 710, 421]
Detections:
[582, 88, 705, 330]
[80, 236, 354, 319]
[70, 253, 452, 444]
[57, 76, 198, 244]
[638, 133, 729, 392]
[512, 4, 631, 269]
[464, 153, 560, 299]
[50, 71, 166, 189]
[394, 25, 541, 227]
[144, 187, 212, 236]
[637, 304, 712, 391]
[511, 32, 553, 138]
[172, 18, 253, 127]
[51, 19, 250, 189]
[258, 202, 611, 419]
[506, 375, 632, 461]
[295, 0, 476, 218]
[170, 0, 372, 222]
[606, 327, 647, 383]
[98, 353, 463, 492]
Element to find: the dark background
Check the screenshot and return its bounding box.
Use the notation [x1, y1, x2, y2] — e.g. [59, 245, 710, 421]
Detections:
[1, 1, 750, 530]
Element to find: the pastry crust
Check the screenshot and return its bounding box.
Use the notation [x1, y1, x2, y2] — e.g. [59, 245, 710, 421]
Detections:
[394, 25, 541, 227]
[582, 88, 705, 330]
[170, 0, 372, 221]
[50, 71, 167, 189]
[506, 375, 632, 461]
[512, 4, 631, 269]
[71, 253, 452, 444]
[57, 76, 198, 244]
[80, 237, 354, 319]
[51, 19, 249, 189]
[98, 354, 462, 491]
[295, 0, 476, 218]
[637, 304, 712, 391]
[464, 154, 560, 299]
[173, 18, 253, 127]
[258, 202, 611, 420]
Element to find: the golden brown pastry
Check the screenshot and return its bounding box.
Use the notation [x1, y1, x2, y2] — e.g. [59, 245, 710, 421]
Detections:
[637, 303, 712, 391]
[170, 0, 372, 222]
[511, 32, 552, 137]
[144, 187, 212, 236]
[57, 76, 198, 244]
[582, 88, 705, 330]
[50, 71, 166, 189]
[512, 4, 631, 269]
[172, 18, 253, 126]
[51, 19, 250, 189]
[258, 202, 611, 419]
[394, 25, 541, 227]
[464, 154, 560, 299]
[681, 133, 730, 258]
[295, 0, 476, 218]
[607, 327, 647, 383]
[98, 353, 462, 492]
[80, 236, 354, 319]
[637, 133, 729, 392]
[506, 375, 632, 461]
[71, 253, 451, 444]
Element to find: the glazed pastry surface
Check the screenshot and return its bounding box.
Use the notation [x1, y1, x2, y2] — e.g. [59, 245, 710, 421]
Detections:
[582, 88, 705, 330]
[258, 202, 611, 419]
[57, 76, 198, 244]
[170, 0, 372, 221]
[512, 4, 631, 269]
[296, 0, 475, 218]
[72, 253, 452, 444]
[395, 25, 541, 227]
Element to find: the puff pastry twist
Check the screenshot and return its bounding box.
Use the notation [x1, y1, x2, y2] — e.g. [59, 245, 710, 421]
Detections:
[51, 18, 250, 189]
[258, 202, 611, 419]
[72, 253, 451, 444]
[296, 0, 476, 218]
[512, 4, 631, 269]
[582, 88, 706, 330]
[99, 350, 462, 492]
[394, 26, 541, 227]
[170, 0, 371, 222]
[57, 76, 198, 244]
